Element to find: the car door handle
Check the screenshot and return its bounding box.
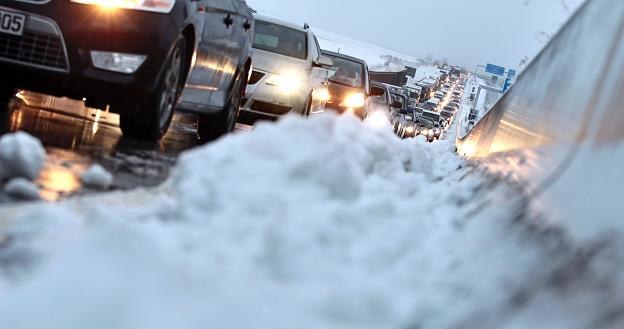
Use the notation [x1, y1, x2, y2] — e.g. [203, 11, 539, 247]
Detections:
[243, 20, 251, 31]
[223, 14, 234, 28]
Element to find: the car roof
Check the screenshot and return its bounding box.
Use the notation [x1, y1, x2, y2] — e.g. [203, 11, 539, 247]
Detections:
[254, 14, 310, 33]
[321, 50, 367, 65]
[422, 110, 439, 115]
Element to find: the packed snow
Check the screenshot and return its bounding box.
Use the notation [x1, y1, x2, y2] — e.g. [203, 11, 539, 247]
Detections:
[3, 178, 40, 201]
[0, 132, 45, 181]
[0, 114, 622, 329]
[81, 164, 114, 190]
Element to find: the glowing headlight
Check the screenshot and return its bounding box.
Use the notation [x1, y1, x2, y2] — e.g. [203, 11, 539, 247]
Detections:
[405, 126, 415, 133]
[340, 92, 366, 108]
[266, 72, 303, 94]
[71, 0, 175, 13]
[313, 88, 331, 102]
[365, 111, 390, 130]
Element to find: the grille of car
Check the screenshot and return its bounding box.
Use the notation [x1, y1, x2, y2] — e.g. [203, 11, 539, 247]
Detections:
[0, 31, 68, 72]
[250, 100, 291, 116]
[248, 70, 265, 85]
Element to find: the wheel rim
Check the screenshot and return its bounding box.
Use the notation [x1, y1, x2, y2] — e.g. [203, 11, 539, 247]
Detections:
[158, 47, 182, 130]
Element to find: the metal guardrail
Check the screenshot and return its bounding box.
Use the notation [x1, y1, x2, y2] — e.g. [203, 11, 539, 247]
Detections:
[456, 0, 624, 196]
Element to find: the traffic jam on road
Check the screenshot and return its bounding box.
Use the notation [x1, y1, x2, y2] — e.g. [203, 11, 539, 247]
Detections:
[0, 0, 471, 201]
[1, 1, 622, 329]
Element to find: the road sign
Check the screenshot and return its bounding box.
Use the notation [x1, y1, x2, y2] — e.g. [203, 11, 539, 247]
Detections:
[503, 78, 513, 92]
[485, 63, 505, 76]
[508, 69, 516, 79]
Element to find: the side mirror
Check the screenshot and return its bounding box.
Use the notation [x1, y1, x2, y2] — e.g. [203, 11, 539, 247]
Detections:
[369, 86, 385, 97]
[391, 101, 403, 109]
[314, 55, 333, 68]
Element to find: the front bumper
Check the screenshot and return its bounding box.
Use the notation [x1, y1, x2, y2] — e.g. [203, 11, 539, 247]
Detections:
[0, 1, 181, 108]
[241, 69, 310, 119]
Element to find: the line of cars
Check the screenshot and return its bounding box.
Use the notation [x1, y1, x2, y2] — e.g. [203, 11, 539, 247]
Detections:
[395, 75, 466, 142]
[0, 0, 365, 144]
[0, 0, 460, 145]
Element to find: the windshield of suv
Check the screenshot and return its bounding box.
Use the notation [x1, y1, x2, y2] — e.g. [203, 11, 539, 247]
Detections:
[327, 56, 364, 88]
[254, 20, 308, 60]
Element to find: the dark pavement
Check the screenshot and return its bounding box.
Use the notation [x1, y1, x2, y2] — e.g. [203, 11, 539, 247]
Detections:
[0, 91, 248, 202]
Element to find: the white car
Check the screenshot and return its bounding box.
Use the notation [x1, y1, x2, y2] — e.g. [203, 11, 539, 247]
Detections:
[240, 14, 333, 121]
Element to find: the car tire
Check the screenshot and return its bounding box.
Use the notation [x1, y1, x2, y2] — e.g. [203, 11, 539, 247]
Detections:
[196, 68, 246, 144]
[117, 38, 186, 142]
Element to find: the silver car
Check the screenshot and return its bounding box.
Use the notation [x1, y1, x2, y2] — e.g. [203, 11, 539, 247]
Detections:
[240, 14, 333, 121]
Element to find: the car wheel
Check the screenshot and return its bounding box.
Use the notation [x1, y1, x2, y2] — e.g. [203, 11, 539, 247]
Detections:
[117, 38, 186, 141]
[196, 68, 245, 144]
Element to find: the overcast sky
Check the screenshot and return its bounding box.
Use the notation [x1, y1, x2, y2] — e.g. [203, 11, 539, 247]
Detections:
[247, 0, 584, 69]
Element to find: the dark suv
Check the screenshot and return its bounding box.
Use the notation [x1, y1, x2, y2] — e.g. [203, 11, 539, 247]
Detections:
[0, 0, 254, 142]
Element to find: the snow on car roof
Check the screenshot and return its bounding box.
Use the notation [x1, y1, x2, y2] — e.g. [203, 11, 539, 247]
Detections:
[254, 13, 310, 32]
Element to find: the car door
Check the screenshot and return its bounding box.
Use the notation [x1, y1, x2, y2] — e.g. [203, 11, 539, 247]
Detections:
[180, 0, 245, 111]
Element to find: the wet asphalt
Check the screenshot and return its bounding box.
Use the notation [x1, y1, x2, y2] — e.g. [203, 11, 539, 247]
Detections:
[0, 91, 250, 203]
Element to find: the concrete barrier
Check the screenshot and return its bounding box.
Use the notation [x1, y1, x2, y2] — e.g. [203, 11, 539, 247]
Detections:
[456, 0, 624, 235]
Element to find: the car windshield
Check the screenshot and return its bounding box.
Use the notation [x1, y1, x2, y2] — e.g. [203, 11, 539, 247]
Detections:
[328, 56, 364, 88]
[253, 20, 308, 59]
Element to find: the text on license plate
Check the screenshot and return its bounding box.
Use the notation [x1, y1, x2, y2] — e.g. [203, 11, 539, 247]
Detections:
[0, 10, 26, 36]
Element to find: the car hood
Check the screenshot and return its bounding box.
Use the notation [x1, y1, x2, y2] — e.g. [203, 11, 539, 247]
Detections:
[252, 48, 310, 74]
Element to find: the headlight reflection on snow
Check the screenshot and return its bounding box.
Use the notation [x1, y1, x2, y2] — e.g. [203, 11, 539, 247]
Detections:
[38, 166, 84, 201]
[365, 111, 391, 130]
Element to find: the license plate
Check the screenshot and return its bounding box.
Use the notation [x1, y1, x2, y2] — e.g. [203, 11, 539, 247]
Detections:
[0, 10, 26, 36]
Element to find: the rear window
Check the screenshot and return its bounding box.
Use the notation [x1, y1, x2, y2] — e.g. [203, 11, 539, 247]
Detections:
[254, 20, 308, 60]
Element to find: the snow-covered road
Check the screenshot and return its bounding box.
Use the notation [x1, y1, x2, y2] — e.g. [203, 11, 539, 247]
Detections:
[0, 113, 621, 329]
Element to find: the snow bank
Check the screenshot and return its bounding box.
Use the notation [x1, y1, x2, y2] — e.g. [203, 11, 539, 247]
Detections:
[0, 132, 45, 181]
[81, 164, 114, 190]
[0, 114, 621, 329]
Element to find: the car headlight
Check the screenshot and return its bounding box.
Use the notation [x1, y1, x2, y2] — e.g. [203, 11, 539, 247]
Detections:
[265, 71, 303, 94]
[340, 92, 366, 108]
[71, 0, 175, 13]
[405, 126, 414, 133]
